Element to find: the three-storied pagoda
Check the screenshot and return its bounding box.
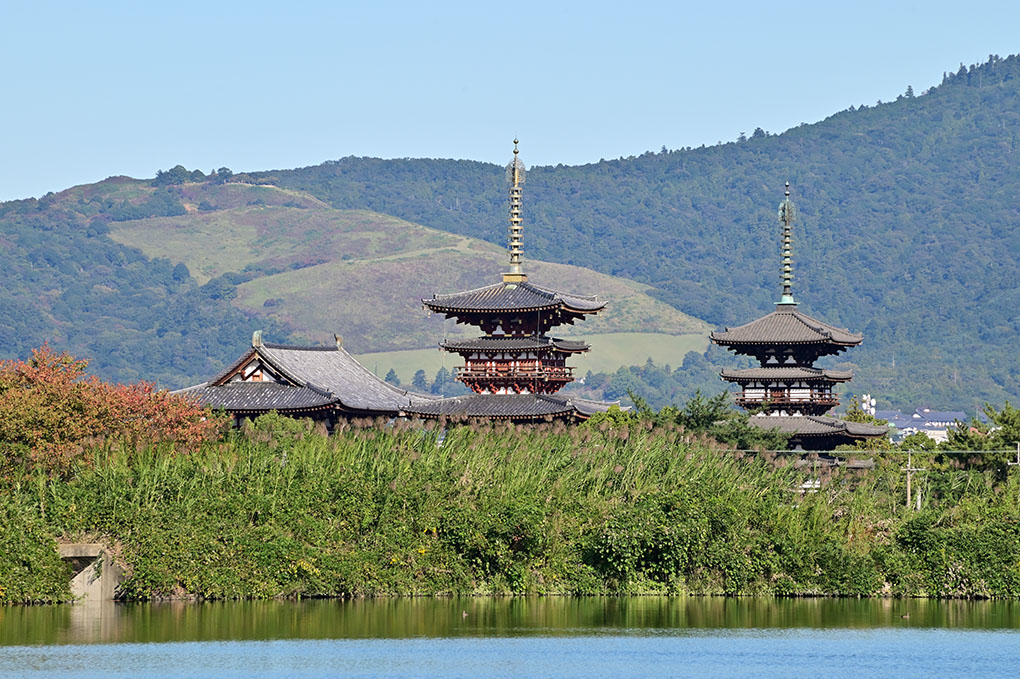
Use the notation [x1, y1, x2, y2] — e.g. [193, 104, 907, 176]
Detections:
[403, 141, 618, 421]
[710, 184, 887, 450]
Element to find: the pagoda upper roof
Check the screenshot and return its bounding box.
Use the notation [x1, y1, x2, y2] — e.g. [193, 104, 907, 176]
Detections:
[424, 281, 604, 315]
[719, 366, 854, 382]
[177, 341, 437, 415]
[710, 304, 862, 347]
[748, 414, 888, 438]
[439, 336, 589, 353]
[402, 393, 619, 421]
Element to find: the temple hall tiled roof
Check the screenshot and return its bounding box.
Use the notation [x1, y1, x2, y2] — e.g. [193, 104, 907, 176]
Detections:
[424, 281, 604, 314]
[402, 393, 618, 420]
[179, 340, 437, 416]
[256, 343, 437, 412]
[176, 382, 336, 413]
[439, 336, 589, 353]
[719, 366, 854, 382]
[748, 415, 888, 438]
[710, 304, 862, 347]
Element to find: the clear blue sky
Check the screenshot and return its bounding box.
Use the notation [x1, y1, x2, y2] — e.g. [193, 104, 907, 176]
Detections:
[1, 0, 1017, 201]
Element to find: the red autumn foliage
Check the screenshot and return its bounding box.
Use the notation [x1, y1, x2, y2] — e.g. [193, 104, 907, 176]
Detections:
[0, 345, 225, 472]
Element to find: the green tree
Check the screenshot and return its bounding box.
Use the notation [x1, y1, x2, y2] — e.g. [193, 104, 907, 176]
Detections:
[900, 431, 938, 451]
[843, 397, 889, 425]
[431, 367, 451, 394]
[411, 369, 428, 392]
[384, 368, 400, 386]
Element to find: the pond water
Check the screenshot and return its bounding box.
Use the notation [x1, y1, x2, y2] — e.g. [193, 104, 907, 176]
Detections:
[2, 598, 1019, 678]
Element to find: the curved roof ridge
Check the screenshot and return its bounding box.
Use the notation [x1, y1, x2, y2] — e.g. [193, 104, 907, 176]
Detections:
[526, 282, 601, 303]
[427, 281, 504, 301]
[790, 309, 860, 340]
[263, 342, 341, 352]
[333, 344, 441, 402]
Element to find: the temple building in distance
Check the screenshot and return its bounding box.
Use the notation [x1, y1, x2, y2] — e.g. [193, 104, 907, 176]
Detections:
[402, 141, 618, 422]
[177, 331, 438, 426]
[710, 184, 887, 450]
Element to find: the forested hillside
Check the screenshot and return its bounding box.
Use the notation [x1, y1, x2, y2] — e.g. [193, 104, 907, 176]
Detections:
[254, 55, 1020, 411]
[0, 178, 292, 386]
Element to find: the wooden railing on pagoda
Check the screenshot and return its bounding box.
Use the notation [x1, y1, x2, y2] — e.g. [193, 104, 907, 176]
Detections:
[455, 365, 575, 381]
[734, 391, 839, 409]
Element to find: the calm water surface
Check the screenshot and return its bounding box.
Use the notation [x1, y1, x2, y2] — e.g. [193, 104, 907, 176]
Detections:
[2, 598, 1019, 678]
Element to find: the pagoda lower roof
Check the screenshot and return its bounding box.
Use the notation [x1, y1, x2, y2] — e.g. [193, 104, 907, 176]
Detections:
[423, 281, 604, 314]
[719, 366, 854, 382]
[710, 304, 862, 346]
[439, 336, 589, 353]
[748, 414, 888, 438]
[402, 393, 619, 421]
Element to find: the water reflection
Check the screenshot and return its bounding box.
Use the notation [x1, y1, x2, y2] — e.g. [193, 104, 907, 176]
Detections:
[2, 597, 1018, 646]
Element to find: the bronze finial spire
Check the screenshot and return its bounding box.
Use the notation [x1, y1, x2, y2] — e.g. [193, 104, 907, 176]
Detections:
[777, 181, 797, 305]
[503, 139, 527, 283]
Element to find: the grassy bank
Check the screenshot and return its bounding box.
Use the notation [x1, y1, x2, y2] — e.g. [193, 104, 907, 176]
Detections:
[3, 419, 1020, 603]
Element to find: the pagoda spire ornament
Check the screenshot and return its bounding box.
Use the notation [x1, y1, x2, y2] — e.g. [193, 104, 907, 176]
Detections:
[777, 181, 797, 305]
[503, 139, 527, 283]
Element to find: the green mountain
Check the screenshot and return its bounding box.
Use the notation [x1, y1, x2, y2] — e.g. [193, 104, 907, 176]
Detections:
[0, 178, 708, 389]
[248, 54, 1020, 412]
[2, 54, 1018, 410]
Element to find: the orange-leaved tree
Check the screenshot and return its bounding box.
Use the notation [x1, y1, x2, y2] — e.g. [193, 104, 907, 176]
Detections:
[0, 345, 225, 473]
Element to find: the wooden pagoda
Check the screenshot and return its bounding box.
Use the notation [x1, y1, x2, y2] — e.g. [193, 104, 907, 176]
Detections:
[404, 141, 617, 421]
[710, 184, 887, 450]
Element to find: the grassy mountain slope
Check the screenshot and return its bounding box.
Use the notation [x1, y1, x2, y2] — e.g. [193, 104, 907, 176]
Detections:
[108, 198, 710, 354]
[0, 179, 293, 387]
[1, 171, 709, 391]
[253, 55, 1020, 411]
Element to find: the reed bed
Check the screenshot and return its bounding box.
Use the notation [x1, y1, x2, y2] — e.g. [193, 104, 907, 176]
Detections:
[3, 419, 1019, 603]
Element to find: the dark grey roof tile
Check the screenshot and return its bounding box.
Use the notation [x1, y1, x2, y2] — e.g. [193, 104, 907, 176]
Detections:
[711, 305, 862, 346]
[424, 281, 604, 314]
[748, 414, 888, 437]
[178, 382, 335, 412]
[403, 393, 620, 420]
[719, 366, 854, 381]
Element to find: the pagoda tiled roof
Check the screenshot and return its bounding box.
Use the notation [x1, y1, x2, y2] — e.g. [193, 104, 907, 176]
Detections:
[747, 414, 888, 438]
[719, 366, 854, 382]
[402, 393, 619, 420]
[424, 281, 604, 314]
[179, 341, 437, 415]
[710, 304, 862, 347]
[439, 336, 589, 353]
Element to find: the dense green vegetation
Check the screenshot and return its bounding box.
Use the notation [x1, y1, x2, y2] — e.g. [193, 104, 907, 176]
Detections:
[4, 408, 1020, 604]
[256, 55, 1020, 411]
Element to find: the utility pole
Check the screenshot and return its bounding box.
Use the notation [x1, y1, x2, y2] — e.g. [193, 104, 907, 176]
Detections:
[1008, 442, 1020, 500]
[903, 451, 926, 511]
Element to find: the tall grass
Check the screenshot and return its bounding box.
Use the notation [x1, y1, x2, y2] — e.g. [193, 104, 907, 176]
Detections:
[2, 419, 1019, 603]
